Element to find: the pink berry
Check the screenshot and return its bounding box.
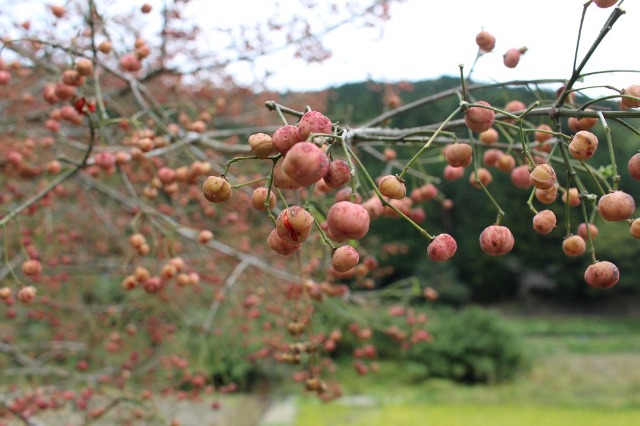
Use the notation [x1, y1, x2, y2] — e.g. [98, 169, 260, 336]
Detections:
[479, 225, 514, 256]
[427, 234, 457, 261]
[332, 245, 360, 272]
[465, 101, 495, 133]
[584, 261, 619, 289]
[532, 210, 556, 235]
[297, 111, 332, 140]
[282, 142, 329, 187]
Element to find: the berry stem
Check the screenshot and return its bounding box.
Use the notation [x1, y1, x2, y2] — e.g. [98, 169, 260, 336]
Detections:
[598, 111, 620, 191]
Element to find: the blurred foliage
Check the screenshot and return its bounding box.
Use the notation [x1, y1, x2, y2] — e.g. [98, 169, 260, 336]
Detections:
[404, 306, 529, 384]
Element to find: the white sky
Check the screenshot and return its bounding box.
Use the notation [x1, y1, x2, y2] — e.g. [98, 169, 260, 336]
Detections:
[217, 0, 639, 95]
[3, 0, 638, 96]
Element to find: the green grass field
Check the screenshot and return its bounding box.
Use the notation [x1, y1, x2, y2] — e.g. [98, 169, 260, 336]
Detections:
[294, 314, 640, 426]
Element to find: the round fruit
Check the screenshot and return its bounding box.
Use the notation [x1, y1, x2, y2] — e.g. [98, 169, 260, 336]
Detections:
[272, 124, 302, 155]
[332, 245, 360, 272]
[297, 111, 332, 140]
[621, 85, 640, 109]
[532, 210, 556, 235]
[445, 143, 473, 167]
[248, 133, 274, 159]
[378, 175, 406, 200]
[282, 142, 329, 187]
[323, 160, 352, 189]
[630, 218, 640, 239]
[268, 229, 301, 256]
[465, 101, 495, 133]
[326, 201, 370, 241]
[598, 191, 635, 221]
[475, 31, 496, 52]
[628, 153, 640, 180]
[202, 176, 232, 203]
[577, 223, 599, 240]
[275, 206, 314, 244]
[569, 131, 598, 161]
[562, 235, 586, 257]
[593, 0, 618, 8]
[479, 225, 514, 256]
[427, 234, 457, 261]
[251, 187, 276, 211]
[584, 261, 619, 289]
[529, 164, 556, 190]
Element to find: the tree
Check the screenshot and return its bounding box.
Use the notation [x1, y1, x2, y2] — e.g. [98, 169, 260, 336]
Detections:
[0, 0, 638, 423]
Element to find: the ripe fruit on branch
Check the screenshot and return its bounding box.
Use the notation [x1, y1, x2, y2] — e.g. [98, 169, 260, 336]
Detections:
[469, 167, 493, 189]
[584, 261, 619, 289]
[282, 142, 329, 186]
[120, 54, 142, 72]
[273, 159, 301, 190]
[628, 153, 640, 180]
[248, 133, 274, 159]
[17, 286, 37, 304]
[326, 201, 370, 241]
[475, 30, 496, 52]
[445, 143, 473, 167]
[251, 187, 276, 211]
[443, 165, 465, 181]
[378, 175, 406, 199]
[323, 160, 352, 189]
[561, 187, 581, 207]
[621, 85, 640, 109]
[272, 124, 303, 155]
[503, 47, 527, 68]
[21, 259, 42, 276]
[529, 164, 556, 190]
[568, 110, 597, 132]
[465, 101, 495, 133]
[276, 206, 314, 243]
[332, 245, 360, 272]
[569, 131, 598, 161]
[297, 111, 332, 140]
[268, 229, 301, 256]
[479, 225, 514, 256]
[532, 210, 556, 235]
[577, 223, 599, 240]
[630, 218, 640, 239]
[597, 190, 635, 221]
[479, 128, 499, 144]
[511, 165, 532, 189]
[427, 234, 457, 261]
[202, 176, 232, 203]
[562, 235, 586, 257]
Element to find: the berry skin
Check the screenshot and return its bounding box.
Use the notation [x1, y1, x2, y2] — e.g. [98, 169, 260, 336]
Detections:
[584, 261, 619, 289]
[378, 175, 406, 200]
[202, 176, 232, 203]
[282, 142, 329, 187]
[248, 133, 274, 159]
[532, 210, 556, 235]
[427, 234, 457, 261]
[326, 201, 370, 241]
[465, 101, 495, 133]
[628, 153, 640, 180]
[297, 111, 332, 140]
[569, 131, 598, 161]
[562, 235, 586, 257]
[479, 225, 514, 256]
[621, 85, 640, 109]
[275, 206, 314, 244]
[332, 245, 360, 272]
[445, 143, 473, 167]
[529, 164, 556, 190]
[272, 125, 302, 155]
[475, 31, 496, 52]
[597, 191, 635, 221]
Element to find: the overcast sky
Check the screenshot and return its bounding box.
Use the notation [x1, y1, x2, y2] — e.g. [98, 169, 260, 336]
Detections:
[3, 0, 637, 96]
[216, 0, 639, 95]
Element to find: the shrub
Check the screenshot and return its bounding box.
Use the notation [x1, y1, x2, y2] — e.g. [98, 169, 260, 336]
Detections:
[407, 307, 528, 384]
